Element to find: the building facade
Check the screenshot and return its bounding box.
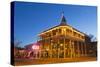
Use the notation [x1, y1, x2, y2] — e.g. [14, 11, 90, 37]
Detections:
[38, 13, 90, 59]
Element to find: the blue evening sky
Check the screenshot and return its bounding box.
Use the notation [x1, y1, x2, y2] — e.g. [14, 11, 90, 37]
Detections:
[14, 1, 97, 47]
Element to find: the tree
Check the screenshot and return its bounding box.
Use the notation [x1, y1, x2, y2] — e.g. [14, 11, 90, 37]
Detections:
[88, 34, 97, 42]
[14, 38, 22, 49]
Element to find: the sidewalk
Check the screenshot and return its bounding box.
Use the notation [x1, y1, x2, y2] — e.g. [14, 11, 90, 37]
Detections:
[15, 57, 97, 66]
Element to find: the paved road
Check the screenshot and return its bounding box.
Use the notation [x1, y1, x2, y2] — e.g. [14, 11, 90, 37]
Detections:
[14, 57, 97, 66]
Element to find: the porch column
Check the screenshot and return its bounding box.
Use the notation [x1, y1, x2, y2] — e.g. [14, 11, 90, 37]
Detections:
[50, 31, 53, 58]
[67, 40, 69, 57]
[72, 41, 75, 58]
[84, 43, 87, 56]
[70, 40, 72, 58]
[50, 43, 53, 58]
[77, 41, 80, 57]
[80, 42, 82, 56]
[64, 38, 66, 58]
[58, 38, 60, 58]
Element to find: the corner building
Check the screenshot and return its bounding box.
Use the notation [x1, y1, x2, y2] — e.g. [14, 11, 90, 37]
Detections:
[38, 13, 90, 58]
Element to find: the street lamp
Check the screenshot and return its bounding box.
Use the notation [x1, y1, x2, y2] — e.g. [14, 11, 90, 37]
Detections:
[32, 45, 39, 50]
[31, 45, 40, 59]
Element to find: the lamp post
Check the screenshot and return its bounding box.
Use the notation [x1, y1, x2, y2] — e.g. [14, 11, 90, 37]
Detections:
[32, 45, 40, 59]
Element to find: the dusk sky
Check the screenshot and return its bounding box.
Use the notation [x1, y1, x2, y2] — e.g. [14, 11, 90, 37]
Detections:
[14, 1, 97, 47]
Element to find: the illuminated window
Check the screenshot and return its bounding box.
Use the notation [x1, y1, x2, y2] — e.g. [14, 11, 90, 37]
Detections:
[59, 51, 64, 58]
[60, 44, 64, 50]
[59, 29, 62, 33]
[60, 39, 64, 43]
[52, 30, 56, 35]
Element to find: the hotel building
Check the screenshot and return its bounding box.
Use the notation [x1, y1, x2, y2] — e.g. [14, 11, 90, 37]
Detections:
[38, 13, 91, 58]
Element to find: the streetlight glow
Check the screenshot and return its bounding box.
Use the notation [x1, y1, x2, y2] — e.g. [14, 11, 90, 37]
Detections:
[32, 45, 39, 50]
